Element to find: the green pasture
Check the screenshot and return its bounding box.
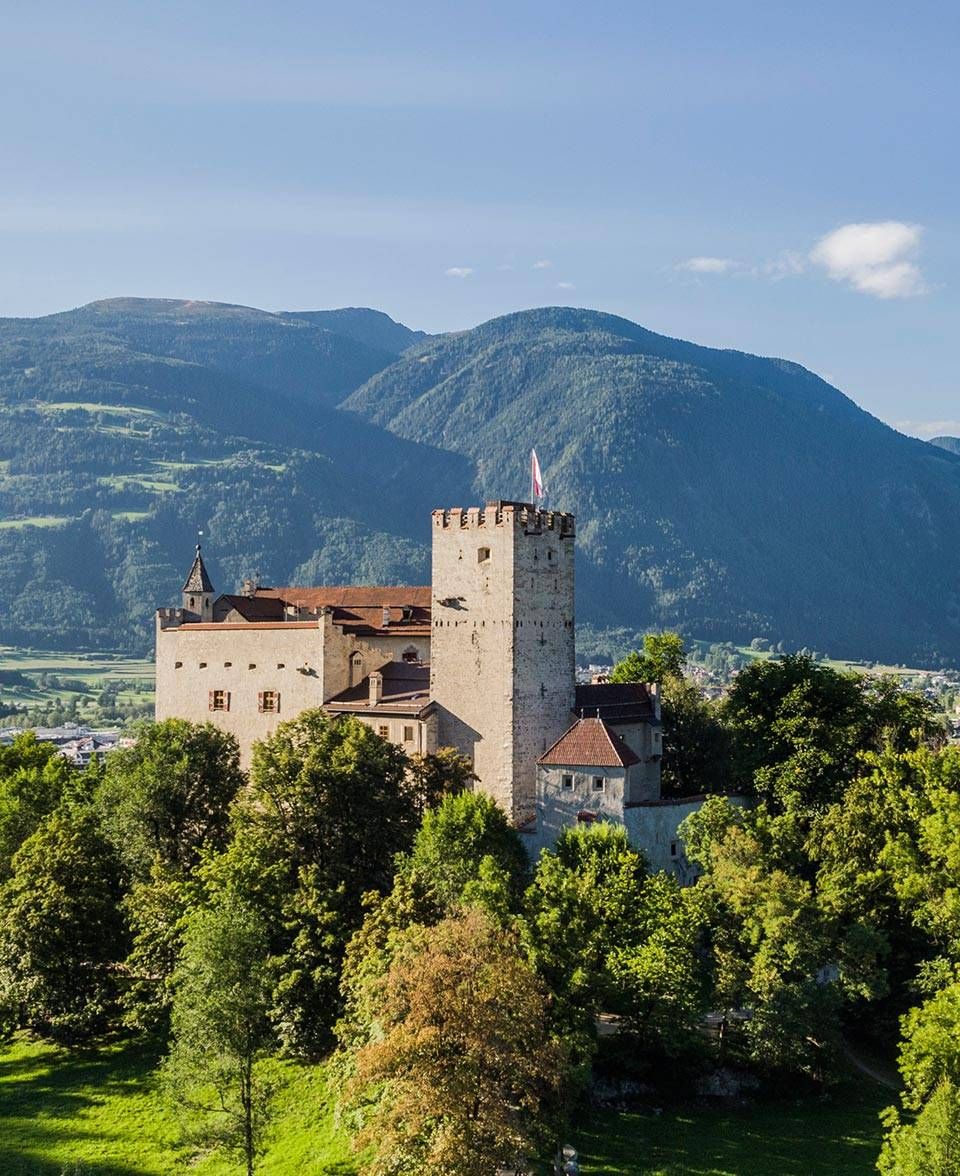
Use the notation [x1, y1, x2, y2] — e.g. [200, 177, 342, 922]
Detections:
[0, 516, 73, 530]
[0, 1035, 355, 1176]
[0, 1033, 889, 1176]
[570, 1079, 889, 1175]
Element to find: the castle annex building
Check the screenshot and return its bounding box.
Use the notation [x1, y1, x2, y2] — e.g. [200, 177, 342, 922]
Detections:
[157, 501, 701, 870]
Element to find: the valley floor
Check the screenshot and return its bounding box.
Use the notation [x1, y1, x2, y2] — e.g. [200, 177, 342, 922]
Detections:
[0, 1036, 889, 1175]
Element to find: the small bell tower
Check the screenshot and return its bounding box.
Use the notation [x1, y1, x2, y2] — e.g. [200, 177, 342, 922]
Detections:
[182, 538, 214, 621]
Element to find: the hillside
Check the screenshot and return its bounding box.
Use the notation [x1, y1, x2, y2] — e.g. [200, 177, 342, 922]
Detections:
[0, 300, 471, 652]
[3, 298, 959, 665]
[343, 307, 960, 664]
[931, 436, 960, 456]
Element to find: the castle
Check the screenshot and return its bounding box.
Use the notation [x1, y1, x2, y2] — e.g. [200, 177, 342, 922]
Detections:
[156, 501, 706, 873]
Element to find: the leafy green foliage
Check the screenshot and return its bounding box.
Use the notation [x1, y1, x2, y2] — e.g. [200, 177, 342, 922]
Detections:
[610, 632, 687, 684]
[203, 711, 419, 1056]
[879, 1080, 960, 1175]
[0, 732, 75, 879]
[0, 805, 126, 1043]
[162, 896, 275, 1176]
[96, 718, 244, 881]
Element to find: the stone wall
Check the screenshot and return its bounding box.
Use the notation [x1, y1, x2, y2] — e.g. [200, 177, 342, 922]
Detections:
[430, 502, 575, 820]
[155, 610, 427, 769]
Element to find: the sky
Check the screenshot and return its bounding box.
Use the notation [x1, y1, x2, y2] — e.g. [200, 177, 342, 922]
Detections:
[0, 0, 957, 436]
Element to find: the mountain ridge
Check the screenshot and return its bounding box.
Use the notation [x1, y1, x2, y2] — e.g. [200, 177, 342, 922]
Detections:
[1, 298, 957, 665]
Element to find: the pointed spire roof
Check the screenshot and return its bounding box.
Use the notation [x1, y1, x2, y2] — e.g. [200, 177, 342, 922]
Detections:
[182, 544, 214, 594]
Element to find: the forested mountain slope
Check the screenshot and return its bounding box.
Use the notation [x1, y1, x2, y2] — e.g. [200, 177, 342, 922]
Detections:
[344, 307, 960, 664]
[0, 300, 470, 652]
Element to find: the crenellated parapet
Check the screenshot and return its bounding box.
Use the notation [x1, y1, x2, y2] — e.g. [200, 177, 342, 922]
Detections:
[432, 500, 575, 537]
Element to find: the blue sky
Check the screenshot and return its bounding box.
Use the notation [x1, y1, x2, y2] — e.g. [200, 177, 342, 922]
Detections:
[1, 0, 956, 435]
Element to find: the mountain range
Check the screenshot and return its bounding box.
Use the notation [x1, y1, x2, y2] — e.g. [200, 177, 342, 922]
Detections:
[1, 297, 958, 666]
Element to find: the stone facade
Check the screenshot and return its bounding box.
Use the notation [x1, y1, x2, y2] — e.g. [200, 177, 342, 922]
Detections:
[430, 502, 576, 821]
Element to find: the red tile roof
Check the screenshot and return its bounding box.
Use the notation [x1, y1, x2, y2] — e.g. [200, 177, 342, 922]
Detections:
[537, 717, 641, 768]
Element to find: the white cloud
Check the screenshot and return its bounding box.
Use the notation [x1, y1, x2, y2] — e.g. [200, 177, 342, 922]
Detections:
[444, 266, 474, 279]
[893, 419, 960, 440]
[557, 281, 575, 290]
[677, 256, 737, 274]
[532, 259, 552, 269]
[810, 221, 926, 299]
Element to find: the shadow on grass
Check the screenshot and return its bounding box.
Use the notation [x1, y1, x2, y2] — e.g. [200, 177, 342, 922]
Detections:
[0, 1036, 166, 1176]
[571, 1080, 889, 1176]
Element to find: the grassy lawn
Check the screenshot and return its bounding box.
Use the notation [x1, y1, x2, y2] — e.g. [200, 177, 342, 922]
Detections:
[570, 1080, 889, 1175]
[0, 1035, 356, 1176]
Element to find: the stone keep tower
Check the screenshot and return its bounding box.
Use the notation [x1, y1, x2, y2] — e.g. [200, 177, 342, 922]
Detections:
[430, 501, 576, 820]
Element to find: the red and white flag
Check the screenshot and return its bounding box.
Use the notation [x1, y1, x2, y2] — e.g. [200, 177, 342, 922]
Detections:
[530, 448, 544, 501]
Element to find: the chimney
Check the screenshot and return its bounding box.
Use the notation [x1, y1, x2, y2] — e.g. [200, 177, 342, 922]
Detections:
[648, 680, 662, 722]
[369, 671, 383, 706]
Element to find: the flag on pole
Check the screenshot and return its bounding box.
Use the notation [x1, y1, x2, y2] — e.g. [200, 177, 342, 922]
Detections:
[530, 448, 544, 502]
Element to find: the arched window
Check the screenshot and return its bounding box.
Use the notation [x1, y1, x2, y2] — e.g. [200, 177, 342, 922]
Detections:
[349, 652, 363, 687]
[402, 645, 420, 663]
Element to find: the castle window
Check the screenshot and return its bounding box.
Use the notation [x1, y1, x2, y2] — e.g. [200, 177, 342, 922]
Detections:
[403, 725, 415, 742]
[277, 662, 285, 669]
[592, 776, 605, 793]
[174, 661, 183, 669]
[198, 662, 207, 669]
[377, 724, 389, 739]
[547, 549, 554, 561]
[561, 774, 574, 791]
[224, 661, 232, 668]
[248, 663, 257, 670]
[670, 841, 679, 858]
[478, 546, 490, 563]
[402, 645, 419, 663]
[209, 689, 229, 712]
[258, 690, 279, 713]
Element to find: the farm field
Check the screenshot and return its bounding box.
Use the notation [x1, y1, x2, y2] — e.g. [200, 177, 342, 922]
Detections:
[0, 647, 154, 726]
[0, 1033, 889, 1176]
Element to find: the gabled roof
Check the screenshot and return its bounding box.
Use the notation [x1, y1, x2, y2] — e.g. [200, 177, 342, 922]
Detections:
[574, 682, 657, 724]
[537, 717, 641, 768]
[182, 545, 214, 593]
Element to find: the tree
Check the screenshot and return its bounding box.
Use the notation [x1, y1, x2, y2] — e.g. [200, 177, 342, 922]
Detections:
[609, 631, 686, 684]
[0, 805, 126, 1042]
[96, 718, 244, 881]
[404, 790, 528, 911]
[523, 822, 708, 1062]
[0, 732, 74, 879]
[879, 1081, 960, 1176]
[337, 792, 529, 1055]
[407, 747, 477, 816]
[658, 675, 731, 797]
[162, 897, 274, 1176]
[203, 710, 419, 1055]
[346, 907, 567, 1176]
